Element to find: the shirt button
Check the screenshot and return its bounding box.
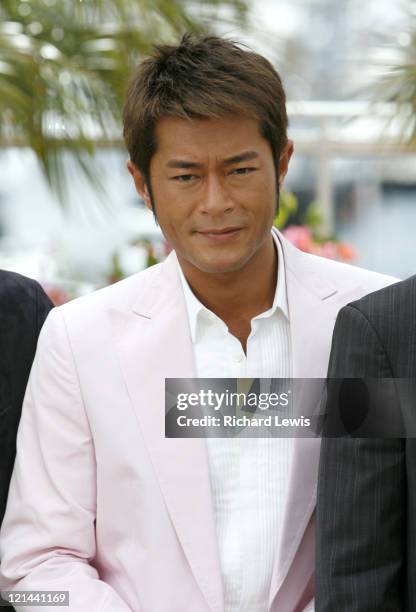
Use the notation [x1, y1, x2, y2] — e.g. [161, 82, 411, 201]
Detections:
[235, 353, 245, 363]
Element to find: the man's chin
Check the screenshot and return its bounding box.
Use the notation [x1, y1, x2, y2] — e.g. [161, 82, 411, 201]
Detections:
[191, 257, 249, 275]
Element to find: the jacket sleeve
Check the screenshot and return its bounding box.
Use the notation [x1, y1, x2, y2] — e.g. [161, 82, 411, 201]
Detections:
[0, 308, 132, 612]
[316, 305, 405, 612]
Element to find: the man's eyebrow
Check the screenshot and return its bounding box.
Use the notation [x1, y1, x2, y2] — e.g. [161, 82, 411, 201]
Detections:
[223, 150, 259, 165]
[165, 160, 204, 169]
[165, 150, 260, 170]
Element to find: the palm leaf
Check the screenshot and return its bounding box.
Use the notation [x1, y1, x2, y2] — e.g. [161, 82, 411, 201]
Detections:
[0, 0, 247, 205]
[374, 14, 416, 147]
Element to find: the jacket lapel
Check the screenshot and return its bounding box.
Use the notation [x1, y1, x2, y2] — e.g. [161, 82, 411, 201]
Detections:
[111, 254, 224, 612]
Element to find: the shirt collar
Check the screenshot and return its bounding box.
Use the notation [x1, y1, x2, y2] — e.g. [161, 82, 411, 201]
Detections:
[177, 230, 289, 344]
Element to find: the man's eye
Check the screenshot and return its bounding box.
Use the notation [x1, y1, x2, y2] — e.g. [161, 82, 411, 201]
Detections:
[171, 174, 197, 182]
[230, 167, 257, 176]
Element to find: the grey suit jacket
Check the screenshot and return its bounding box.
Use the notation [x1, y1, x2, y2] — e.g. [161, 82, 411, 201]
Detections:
[316, 275, 416, 611]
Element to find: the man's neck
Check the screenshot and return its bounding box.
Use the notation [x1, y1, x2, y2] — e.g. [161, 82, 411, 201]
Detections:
[178, 235, 278, 331]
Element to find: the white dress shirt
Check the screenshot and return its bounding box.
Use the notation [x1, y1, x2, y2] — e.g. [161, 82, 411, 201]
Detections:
[177, 232, 292, 612]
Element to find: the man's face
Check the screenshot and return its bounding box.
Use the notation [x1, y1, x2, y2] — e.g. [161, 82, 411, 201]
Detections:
[128, 115, 293, 276]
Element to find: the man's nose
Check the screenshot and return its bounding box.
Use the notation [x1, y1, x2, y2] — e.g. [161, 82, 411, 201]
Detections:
[199, 176, 234, 215]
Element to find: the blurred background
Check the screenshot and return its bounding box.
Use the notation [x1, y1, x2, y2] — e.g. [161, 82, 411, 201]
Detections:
[1, 0, 415, 303]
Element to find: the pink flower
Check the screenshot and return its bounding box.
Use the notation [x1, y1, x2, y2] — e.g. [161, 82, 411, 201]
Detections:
[282, 224, 358, 263]
[315, 241, 339, 260]
[282, 225, 313, 252]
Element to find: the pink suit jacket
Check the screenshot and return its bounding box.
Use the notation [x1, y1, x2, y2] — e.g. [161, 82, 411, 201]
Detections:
[0, 231, 397, 611]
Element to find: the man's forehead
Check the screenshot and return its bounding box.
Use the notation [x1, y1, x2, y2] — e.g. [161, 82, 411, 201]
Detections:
[153, 114, 267, 160]
[155, 113, 260, 131]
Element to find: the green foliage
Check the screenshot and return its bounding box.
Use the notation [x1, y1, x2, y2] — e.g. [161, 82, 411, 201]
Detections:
[274, 191, 332, 241]
[0, 0, 247, 203]
[273, 190, 298, 229]
[375, 12, 416, 147]
[302, 200, 322, 231]
[109, 251, 124, 282]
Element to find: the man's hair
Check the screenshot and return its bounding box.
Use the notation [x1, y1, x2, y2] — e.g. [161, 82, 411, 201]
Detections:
[123, 33, 288, 185]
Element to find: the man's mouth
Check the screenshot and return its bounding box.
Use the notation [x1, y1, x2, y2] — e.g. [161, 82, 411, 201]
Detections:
[197, 227, 243, 241]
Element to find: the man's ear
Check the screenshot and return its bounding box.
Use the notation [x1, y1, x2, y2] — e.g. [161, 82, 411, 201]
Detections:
[127, 160, 152, 210]
[277, 140, 294, 188]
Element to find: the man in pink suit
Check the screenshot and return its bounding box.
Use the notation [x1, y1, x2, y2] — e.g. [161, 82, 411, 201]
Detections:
[0, 34, 396, 611]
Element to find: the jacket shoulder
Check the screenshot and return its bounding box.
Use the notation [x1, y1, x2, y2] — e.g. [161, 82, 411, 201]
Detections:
[347, 274, 415, 316]
[57, 262, 164, 318]
[289, 246, 398, 295]
[279, 230, 397, 293]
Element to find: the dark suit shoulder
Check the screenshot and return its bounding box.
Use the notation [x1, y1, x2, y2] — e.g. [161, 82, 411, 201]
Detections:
[347, 275, 415, 320]
[343, 275, 416, 376]
[0, 270, 53, 329]
[0, 269, 45, 301]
